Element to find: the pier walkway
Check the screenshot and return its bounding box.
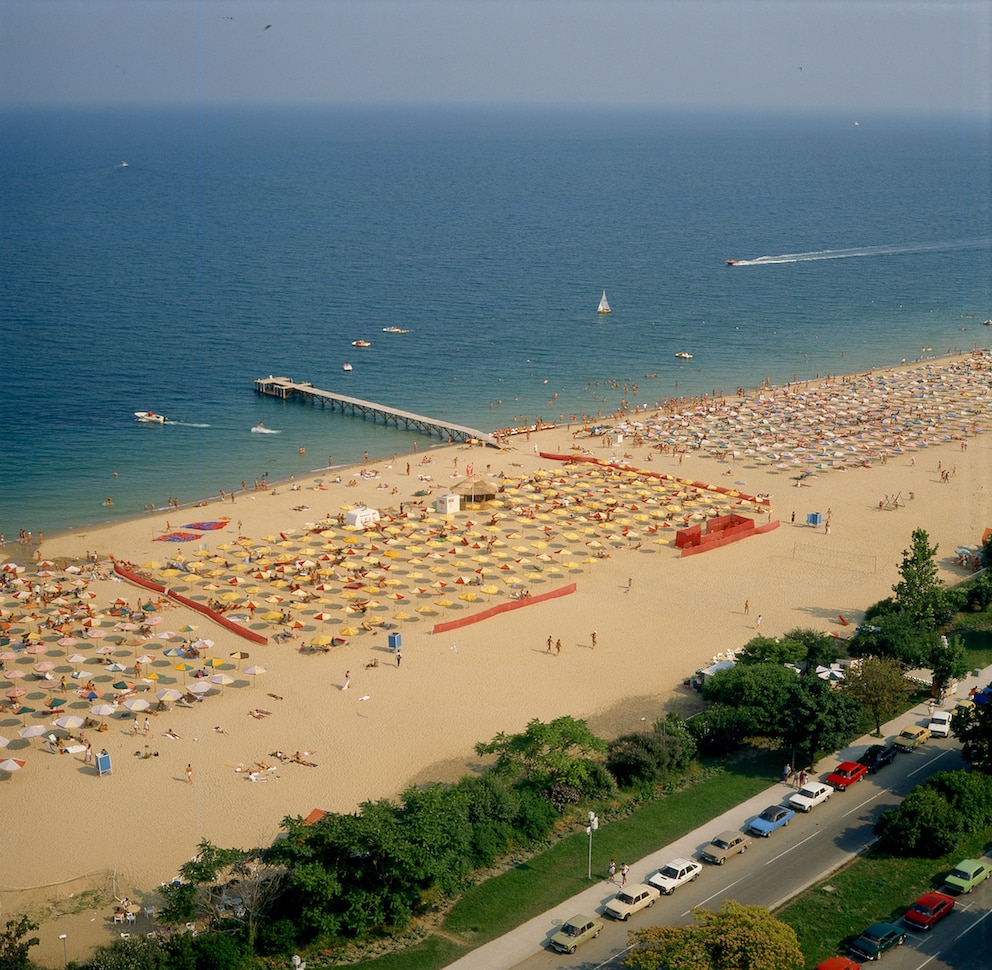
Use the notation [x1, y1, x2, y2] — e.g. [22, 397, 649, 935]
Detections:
[253, 376, 499, 446]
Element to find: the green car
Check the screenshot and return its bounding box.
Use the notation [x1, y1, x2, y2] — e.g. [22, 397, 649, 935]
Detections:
[944, 858, 991, 894]
[549, 914, 604, 954]
[849, 922, 906, 961]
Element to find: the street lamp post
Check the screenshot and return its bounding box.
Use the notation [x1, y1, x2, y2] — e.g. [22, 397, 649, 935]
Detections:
[585, 811, 599, 880]
[58, 934, 67, 968]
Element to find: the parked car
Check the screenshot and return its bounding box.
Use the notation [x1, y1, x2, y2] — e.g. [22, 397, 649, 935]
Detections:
[826, 761, 868, 790]
[548, 914, 603, 954]
[603, 883, 660, 920]
[903, 891, 955, 930]
[816, 959, 861, 970]
[789, 781, 833, 812]
[849, 921, 906, 960]
[894, 725, 931, 751]
[700, 830, 752, 865]
[858, 743, 898, 773]
[943, 858, 992, 894]
[748, 805, 795, 837]
[928, 710, 952, 737]
[647, 857, 703, 894]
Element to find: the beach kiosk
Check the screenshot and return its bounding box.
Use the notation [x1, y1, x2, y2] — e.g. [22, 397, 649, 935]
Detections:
[388, 632, 402, 652]
[806, 512, 823, 528]
[97, 749, 112, 777]
[434, 494, 459, 515]
[344, 506, 380, 528]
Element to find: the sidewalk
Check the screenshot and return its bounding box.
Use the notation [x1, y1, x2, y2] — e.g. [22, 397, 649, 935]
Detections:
[444, 663, 991, 970]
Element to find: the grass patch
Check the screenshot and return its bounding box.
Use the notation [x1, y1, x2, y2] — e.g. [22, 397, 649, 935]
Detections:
[778, 827, 992, 969]
[444, 750, 780, 942]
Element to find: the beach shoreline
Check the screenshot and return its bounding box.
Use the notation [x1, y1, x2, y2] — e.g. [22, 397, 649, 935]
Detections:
[2, 349, 990, 967]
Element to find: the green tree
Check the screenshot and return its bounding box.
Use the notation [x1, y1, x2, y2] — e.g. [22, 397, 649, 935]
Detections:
[840, 656, 913, 735]
[892, 527, 949, 629]
[0, 916, 40, 970]
[625, 900, 803, 970]
[875, 784, 963, 856]
[735, 635, 806, 668]
[475, 716, 607, 794]
[783, 627, 845, 672]
[780, 677, 863, 770]
[849, 610, 930, 667]
[952, 700, 992, 771]
[927, 634, 969, 695]
[701, 663, 799, 736]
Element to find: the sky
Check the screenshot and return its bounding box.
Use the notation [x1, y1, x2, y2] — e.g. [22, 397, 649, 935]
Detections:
[2, 0, 989, 115]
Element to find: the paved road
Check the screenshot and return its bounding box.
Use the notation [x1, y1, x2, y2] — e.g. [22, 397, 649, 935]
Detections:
[445, 666, 992, 970]
[513, 740, 965, 970]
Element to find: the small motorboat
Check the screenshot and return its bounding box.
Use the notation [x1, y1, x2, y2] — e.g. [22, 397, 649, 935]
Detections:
[342, 362, 353, 372]
[675, 352, 693, 360]
[381, 326, 409, 333]
[726, 259, 739, 266]
[351, 339, 371, 348]
[134, 411, 166, 424]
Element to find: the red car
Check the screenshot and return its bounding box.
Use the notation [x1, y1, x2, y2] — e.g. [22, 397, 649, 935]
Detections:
[825, 760, 868, 790]
[904, 891, 955, 930]
[816, 958, 860, 970]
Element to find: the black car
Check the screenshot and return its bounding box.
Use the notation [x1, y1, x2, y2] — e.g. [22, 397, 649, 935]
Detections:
[858, 744, 898, 773]
[849, 922, 906, 960]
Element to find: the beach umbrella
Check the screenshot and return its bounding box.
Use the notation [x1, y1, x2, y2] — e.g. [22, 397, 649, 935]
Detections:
[111, 680, 135, 692]
[0, 758, 26, 773]
[229, 650, 249, 670]
[4, 670, 26, 681]
[57, 636, 79, 651]
[242, 664, 266, 682]
[203, 658, 223, 668]
[86, 628, 108, 640]
[89, 703, 116, 717]
[122, 697, 151, 712]
[188, 681, 212, 695]
[53, 715, 85, 730]
[310, 635, 333, 648]
[5, 687, 27, 702]
[155, 688, 182, 702]
[209, 673, 234, 687]
[0, 735, 10, 748]
[136, 654, 156, 664]
[19, 725, 48, 740]
[338, 626, 360, 637]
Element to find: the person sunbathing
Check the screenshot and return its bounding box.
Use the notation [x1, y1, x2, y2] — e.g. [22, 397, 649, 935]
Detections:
[164, 728, 181, 740]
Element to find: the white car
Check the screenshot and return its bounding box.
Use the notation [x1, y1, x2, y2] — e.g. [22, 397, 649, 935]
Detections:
[789, 781, 833, 812]
[928, 710, 952, 738]
[647, 857, 703, 895]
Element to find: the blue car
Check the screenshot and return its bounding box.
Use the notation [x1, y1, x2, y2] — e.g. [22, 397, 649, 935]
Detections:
[748, 804, 795, 837]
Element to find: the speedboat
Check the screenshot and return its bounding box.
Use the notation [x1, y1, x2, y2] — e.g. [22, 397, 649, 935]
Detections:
[342, 362, 353, 372]
[134, 411, 166, 424]
[675, 352, 693, 360]
[351, 339, 371, 347]
[726, 259, 739, 266]
[381, 326, 409, 333]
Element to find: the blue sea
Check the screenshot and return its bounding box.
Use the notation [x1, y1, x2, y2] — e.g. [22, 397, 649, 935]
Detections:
[1, 104, 990, 541]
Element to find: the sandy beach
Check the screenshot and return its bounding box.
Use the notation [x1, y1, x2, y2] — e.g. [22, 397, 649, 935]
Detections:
[3, 351, 990, 967]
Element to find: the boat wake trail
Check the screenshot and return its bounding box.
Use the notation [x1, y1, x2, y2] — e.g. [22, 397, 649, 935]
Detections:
[731, 238, 991, 267]
[251, 426, 280, 434]
[166, 421, 210, 428]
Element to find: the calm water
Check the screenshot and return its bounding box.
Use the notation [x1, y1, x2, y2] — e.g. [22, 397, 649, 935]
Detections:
[1, 104, 990, 539]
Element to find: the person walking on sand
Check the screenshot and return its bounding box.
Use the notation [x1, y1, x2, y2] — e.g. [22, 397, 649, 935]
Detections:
[555, 638, 562, 656]
[185, 764, 193, 785]
[396, 649, 402, 668]
[756, 613, 762, 628]
[143, 717, 150, 736]
[591, 631, 597, 648]
[744, 599, 749, 616]
[342, 670, 351, 691]
[546, 635, 553, 654]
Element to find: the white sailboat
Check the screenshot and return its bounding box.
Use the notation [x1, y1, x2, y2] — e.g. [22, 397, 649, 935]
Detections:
[597, 290, 611, 314]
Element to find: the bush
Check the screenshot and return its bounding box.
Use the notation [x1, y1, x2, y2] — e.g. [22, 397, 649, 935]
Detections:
[606, 726, 697, 788]
[515, 789, 557, 841]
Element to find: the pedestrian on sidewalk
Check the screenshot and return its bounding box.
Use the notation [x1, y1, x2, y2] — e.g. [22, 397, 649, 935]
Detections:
[607, 859, 617, 883]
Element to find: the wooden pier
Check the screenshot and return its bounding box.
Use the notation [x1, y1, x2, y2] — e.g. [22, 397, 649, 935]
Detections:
[253, 376, 499, 446]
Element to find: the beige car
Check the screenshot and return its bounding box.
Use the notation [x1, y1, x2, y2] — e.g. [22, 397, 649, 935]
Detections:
[894, 725, 931, 751]
[700, 830, 752, 865]
[603, 883, 661, 920]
